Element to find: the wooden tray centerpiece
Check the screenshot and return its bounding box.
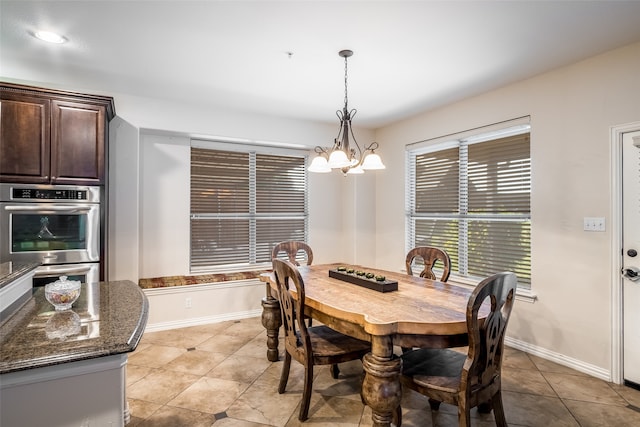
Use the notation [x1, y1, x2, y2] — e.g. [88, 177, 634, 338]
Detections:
[328, 266, 398, 293]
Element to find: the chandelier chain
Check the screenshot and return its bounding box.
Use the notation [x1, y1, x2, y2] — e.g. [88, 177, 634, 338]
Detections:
[343, 54, 349, 110]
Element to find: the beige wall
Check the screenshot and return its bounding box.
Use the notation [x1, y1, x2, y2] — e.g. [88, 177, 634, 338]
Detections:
[373, 41, 640, 375]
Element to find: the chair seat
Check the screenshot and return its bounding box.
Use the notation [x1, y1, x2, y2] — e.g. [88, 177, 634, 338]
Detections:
[307, 325, 370, 360]
[401, 347, 465, 392]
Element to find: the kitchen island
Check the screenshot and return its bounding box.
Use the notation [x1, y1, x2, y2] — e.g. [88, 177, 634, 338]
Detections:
[0, 280, 148, 426]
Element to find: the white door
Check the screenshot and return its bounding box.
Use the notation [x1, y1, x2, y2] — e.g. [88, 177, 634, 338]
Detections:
[623, 129, 640, 386]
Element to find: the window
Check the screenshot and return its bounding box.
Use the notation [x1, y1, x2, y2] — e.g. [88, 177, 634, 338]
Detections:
[190, 142, 308, 273]
[406, 120, 531, 288]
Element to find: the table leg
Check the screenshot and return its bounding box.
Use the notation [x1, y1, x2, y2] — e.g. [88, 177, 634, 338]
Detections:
[261, 294, 281, 362]
[362, 335, 402, 427]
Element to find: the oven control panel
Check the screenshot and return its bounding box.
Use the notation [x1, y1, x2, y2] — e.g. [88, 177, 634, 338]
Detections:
[12, 188, 88, 200]
[0, 184, 100, 204]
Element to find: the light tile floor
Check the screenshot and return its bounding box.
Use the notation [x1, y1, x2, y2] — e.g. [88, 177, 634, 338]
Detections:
[126, 317, 640, 426]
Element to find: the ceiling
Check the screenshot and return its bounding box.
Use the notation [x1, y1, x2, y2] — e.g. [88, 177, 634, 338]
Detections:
[2, 1, 640, 128]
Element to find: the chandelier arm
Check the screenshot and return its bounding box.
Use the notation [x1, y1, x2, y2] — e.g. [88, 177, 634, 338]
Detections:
[363, 141, 380, 152]
[314, 146, 329, 155]
[334, 110, 345, 147]
[348, 118, 363, 159]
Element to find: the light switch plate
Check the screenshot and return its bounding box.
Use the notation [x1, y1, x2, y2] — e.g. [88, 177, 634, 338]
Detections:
[584, 217, 606, 232]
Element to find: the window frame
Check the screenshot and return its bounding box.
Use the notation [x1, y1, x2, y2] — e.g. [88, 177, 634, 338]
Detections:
[190, 139, 309, 273]
[405, 118, 533, 296]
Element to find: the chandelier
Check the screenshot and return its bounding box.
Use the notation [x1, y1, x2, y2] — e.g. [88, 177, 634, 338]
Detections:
[308, 50, 386, 175]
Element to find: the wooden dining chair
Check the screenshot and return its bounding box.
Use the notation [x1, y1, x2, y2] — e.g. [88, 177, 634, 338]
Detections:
[272, 241, 314, 266]
[405, 246, 452, 282]
[273, 258, 371, 421]
[397, 272, 518, 427]
[272, 240, 315, 326]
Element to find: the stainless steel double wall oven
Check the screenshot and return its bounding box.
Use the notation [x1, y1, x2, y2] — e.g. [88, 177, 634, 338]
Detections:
[0, 183, 100, 286]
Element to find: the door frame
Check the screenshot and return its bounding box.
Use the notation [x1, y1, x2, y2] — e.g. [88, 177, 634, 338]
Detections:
[610, 121, 640, 384]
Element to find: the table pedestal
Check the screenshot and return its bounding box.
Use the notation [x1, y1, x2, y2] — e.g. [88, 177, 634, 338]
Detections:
[261, 292, 281, 362]
[362, 336, 402, 427]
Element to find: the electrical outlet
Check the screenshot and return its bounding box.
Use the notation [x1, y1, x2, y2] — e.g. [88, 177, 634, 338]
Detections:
[185, 297, 192, 309]
[583, 217, 606, 232]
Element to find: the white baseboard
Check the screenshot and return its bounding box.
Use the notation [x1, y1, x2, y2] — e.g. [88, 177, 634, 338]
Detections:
[144, 309, 263, 332]
[505, 336, 611, 382]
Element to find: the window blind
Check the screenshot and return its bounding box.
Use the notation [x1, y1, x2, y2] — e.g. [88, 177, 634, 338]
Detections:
[191, 147, 308, 272]
[407, 126, 531, 287]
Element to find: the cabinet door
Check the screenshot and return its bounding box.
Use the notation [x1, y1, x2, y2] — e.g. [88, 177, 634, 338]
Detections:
[51, 100, 106, 185]
[0, 93, 51, 183]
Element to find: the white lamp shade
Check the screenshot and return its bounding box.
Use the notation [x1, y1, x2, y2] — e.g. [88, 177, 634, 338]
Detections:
[327, 149, 351, 168]
[308, 156, 331, 173]
[361, 153, 386, 170]
[346, 165, 364, 174]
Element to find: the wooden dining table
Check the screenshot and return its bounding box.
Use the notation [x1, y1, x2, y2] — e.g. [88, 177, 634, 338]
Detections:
[260, 263, 480, 427]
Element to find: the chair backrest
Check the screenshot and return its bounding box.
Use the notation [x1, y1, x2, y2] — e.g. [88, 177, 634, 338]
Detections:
[272, 258, 312, 364]
[405, 246, 451, 281]
[462, 272, 517, 396]
[272, 241, 314, 266]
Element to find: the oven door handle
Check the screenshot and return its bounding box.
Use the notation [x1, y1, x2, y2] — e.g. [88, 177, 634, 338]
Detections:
[4, 205, 92, 213]
[37, 264, 95, 275]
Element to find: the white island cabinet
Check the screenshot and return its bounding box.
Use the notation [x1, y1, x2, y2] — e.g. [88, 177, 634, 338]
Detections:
[1, 353, 128, 426]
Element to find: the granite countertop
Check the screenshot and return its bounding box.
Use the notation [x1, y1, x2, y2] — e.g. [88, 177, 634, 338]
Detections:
[0, 262, 40, 290]
[0, 280, 149, 375]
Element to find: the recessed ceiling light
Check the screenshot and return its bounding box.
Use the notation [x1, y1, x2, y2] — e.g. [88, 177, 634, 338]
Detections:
[33, 30, 67, 44]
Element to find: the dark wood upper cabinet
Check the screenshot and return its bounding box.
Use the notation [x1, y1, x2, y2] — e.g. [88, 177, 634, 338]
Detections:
[51, 100, 106, 184]
[0, 92, 51, 183]
[0, 83, 115, 185]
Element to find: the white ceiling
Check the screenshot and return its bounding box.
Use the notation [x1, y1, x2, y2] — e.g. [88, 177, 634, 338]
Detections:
[2, 0, 640, 128]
